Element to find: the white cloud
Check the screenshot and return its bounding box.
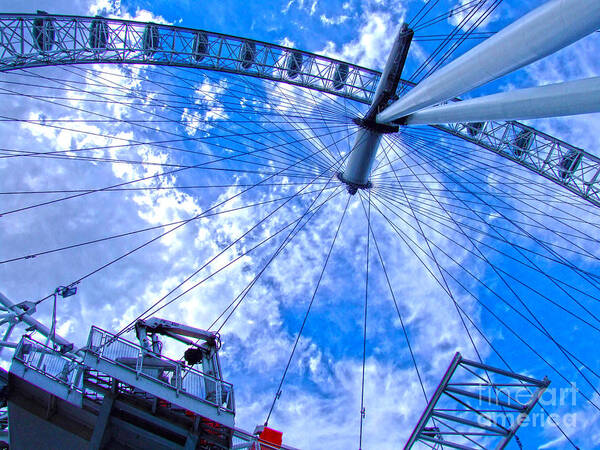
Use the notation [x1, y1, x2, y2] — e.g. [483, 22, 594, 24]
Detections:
[317, 10, 405, 70]
[282, 0, 319, 16]
[320, 14, 350, 26]
[88, 0, 120, 15]
[279, 37, 296, 48]
[448, 0, 499, 30]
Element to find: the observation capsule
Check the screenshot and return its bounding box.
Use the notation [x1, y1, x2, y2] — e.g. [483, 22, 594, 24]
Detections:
[559, 150, 582, 180]
[193, 32, 208, 62]
[89, 17, 109, 51]
[286, 51, 303, 79]
[240, 41, 256, 69]
[466, 122, 484, 137]
[512, 129, 533, 157]
[32, 10, 55, 52]
[332, 63, 349, 90]
[143, 24, 160, 56]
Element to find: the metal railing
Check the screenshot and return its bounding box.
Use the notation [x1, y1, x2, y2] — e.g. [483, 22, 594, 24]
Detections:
[85, 326, 234, 412]
[10, 330, 301, 447]
[12, 336, 83, 392]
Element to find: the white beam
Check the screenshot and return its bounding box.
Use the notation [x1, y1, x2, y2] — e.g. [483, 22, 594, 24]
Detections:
[403, 76, 600, 125]
[377, 0, 600, 123]
[0, 291, 74, 351]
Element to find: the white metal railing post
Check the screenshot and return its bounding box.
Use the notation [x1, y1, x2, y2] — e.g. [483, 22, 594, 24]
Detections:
[135, 348, 142, 379]
[0, 323, 16, 358]
[175, 362, 181, 396]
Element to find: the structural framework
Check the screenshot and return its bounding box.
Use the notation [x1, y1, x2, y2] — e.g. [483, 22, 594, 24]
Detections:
[0, 1, 599, 448]
[0, 9, 598, 206]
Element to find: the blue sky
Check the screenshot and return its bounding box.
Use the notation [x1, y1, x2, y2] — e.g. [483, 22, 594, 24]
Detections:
[0, 0, 599, 448]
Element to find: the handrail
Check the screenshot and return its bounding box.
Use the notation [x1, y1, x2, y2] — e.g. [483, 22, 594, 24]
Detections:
[85, 326, 235, 412]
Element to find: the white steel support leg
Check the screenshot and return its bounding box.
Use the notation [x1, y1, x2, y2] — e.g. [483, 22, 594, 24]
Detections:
[377, 0, 600, 123]
[403, 76, 600, 124]
[340, 128, 383, 187]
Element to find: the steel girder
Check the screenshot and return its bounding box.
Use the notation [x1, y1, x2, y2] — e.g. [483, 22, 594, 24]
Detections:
[405, 352, 550, 450]
[0, 13, 381, 103]
[433, 121, 600, 208]
[0, 12, 598, 207]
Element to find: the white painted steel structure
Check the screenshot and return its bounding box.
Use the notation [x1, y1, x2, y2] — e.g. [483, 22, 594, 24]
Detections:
[340, 25, 412, 190]
[9, 333, 296, 449]
[0, 11, 599, 205]
[0, 291, 74, 353]
[0, 13, 383, 104]
[340, 129, 383, 187]
[1, 3, 599, 448]
[83, 326, 235, 428]
[403, 76, 600, 124]
[377, 0, 600, 123]
[404, 353, 550, 450]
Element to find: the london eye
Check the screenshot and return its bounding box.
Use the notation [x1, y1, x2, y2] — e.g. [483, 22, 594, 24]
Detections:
[0, 1, 599, 448]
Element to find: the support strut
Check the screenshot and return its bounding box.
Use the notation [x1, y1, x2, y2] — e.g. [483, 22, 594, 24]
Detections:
[401, 76, 600, 124]
[404, 352, 550, 450]
[339, 24, 413, 194]
[376, 0, 600, 124]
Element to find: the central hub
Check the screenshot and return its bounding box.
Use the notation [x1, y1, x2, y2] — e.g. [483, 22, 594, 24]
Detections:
[339, 24, 413, 195]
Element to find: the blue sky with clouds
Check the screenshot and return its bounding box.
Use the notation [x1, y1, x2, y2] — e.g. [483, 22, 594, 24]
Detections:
[1, 0, 599, 448]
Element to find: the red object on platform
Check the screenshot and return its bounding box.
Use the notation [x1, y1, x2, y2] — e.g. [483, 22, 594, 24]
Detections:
[259, 427, 283, 446]
[252, 425, 283, 449]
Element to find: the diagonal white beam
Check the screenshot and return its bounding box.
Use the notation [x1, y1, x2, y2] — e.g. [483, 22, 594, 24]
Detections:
[377, 0, 600, 124]
[402, 76, 600, 125]
[0, 291, 74, 352]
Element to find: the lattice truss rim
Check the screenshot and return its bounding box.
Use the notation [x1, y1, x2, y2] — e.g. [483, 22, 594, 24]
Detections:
[0, 12, 597, 207]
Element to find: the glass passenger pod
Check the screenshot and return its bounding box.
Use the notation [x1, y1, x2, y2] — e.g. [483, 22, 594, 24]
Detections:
[193, 32, 209, 62]
[465, 121, 485, 137]
[512, 129, 533, 158]
[142, 24, 160, 57]
[333, 62, 349, 90]
[32, 10, 55, 53]
[240, 41, 256, 69]
[89, 17, 109, 51]
[559, 149, 583, 180]
[286, 51, 303, 79]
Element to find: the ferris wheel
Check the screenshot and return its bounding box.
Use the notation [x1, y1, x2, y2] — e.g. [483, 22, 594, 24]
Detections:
[0, 0, 599, 448]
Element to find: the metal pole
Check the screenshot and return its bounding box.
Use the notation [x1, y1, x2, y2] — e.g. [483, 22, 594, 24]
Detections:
[0, 291, 74, 352]
[339, 129, 383, 188]
[0, 341, 18, 349]
[377, 0, 600, 123]
[402, 76, 600, 124]
[0, 323, 17, 358]
[45, 293, 57, 348]
[404, 352, 463, 449]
